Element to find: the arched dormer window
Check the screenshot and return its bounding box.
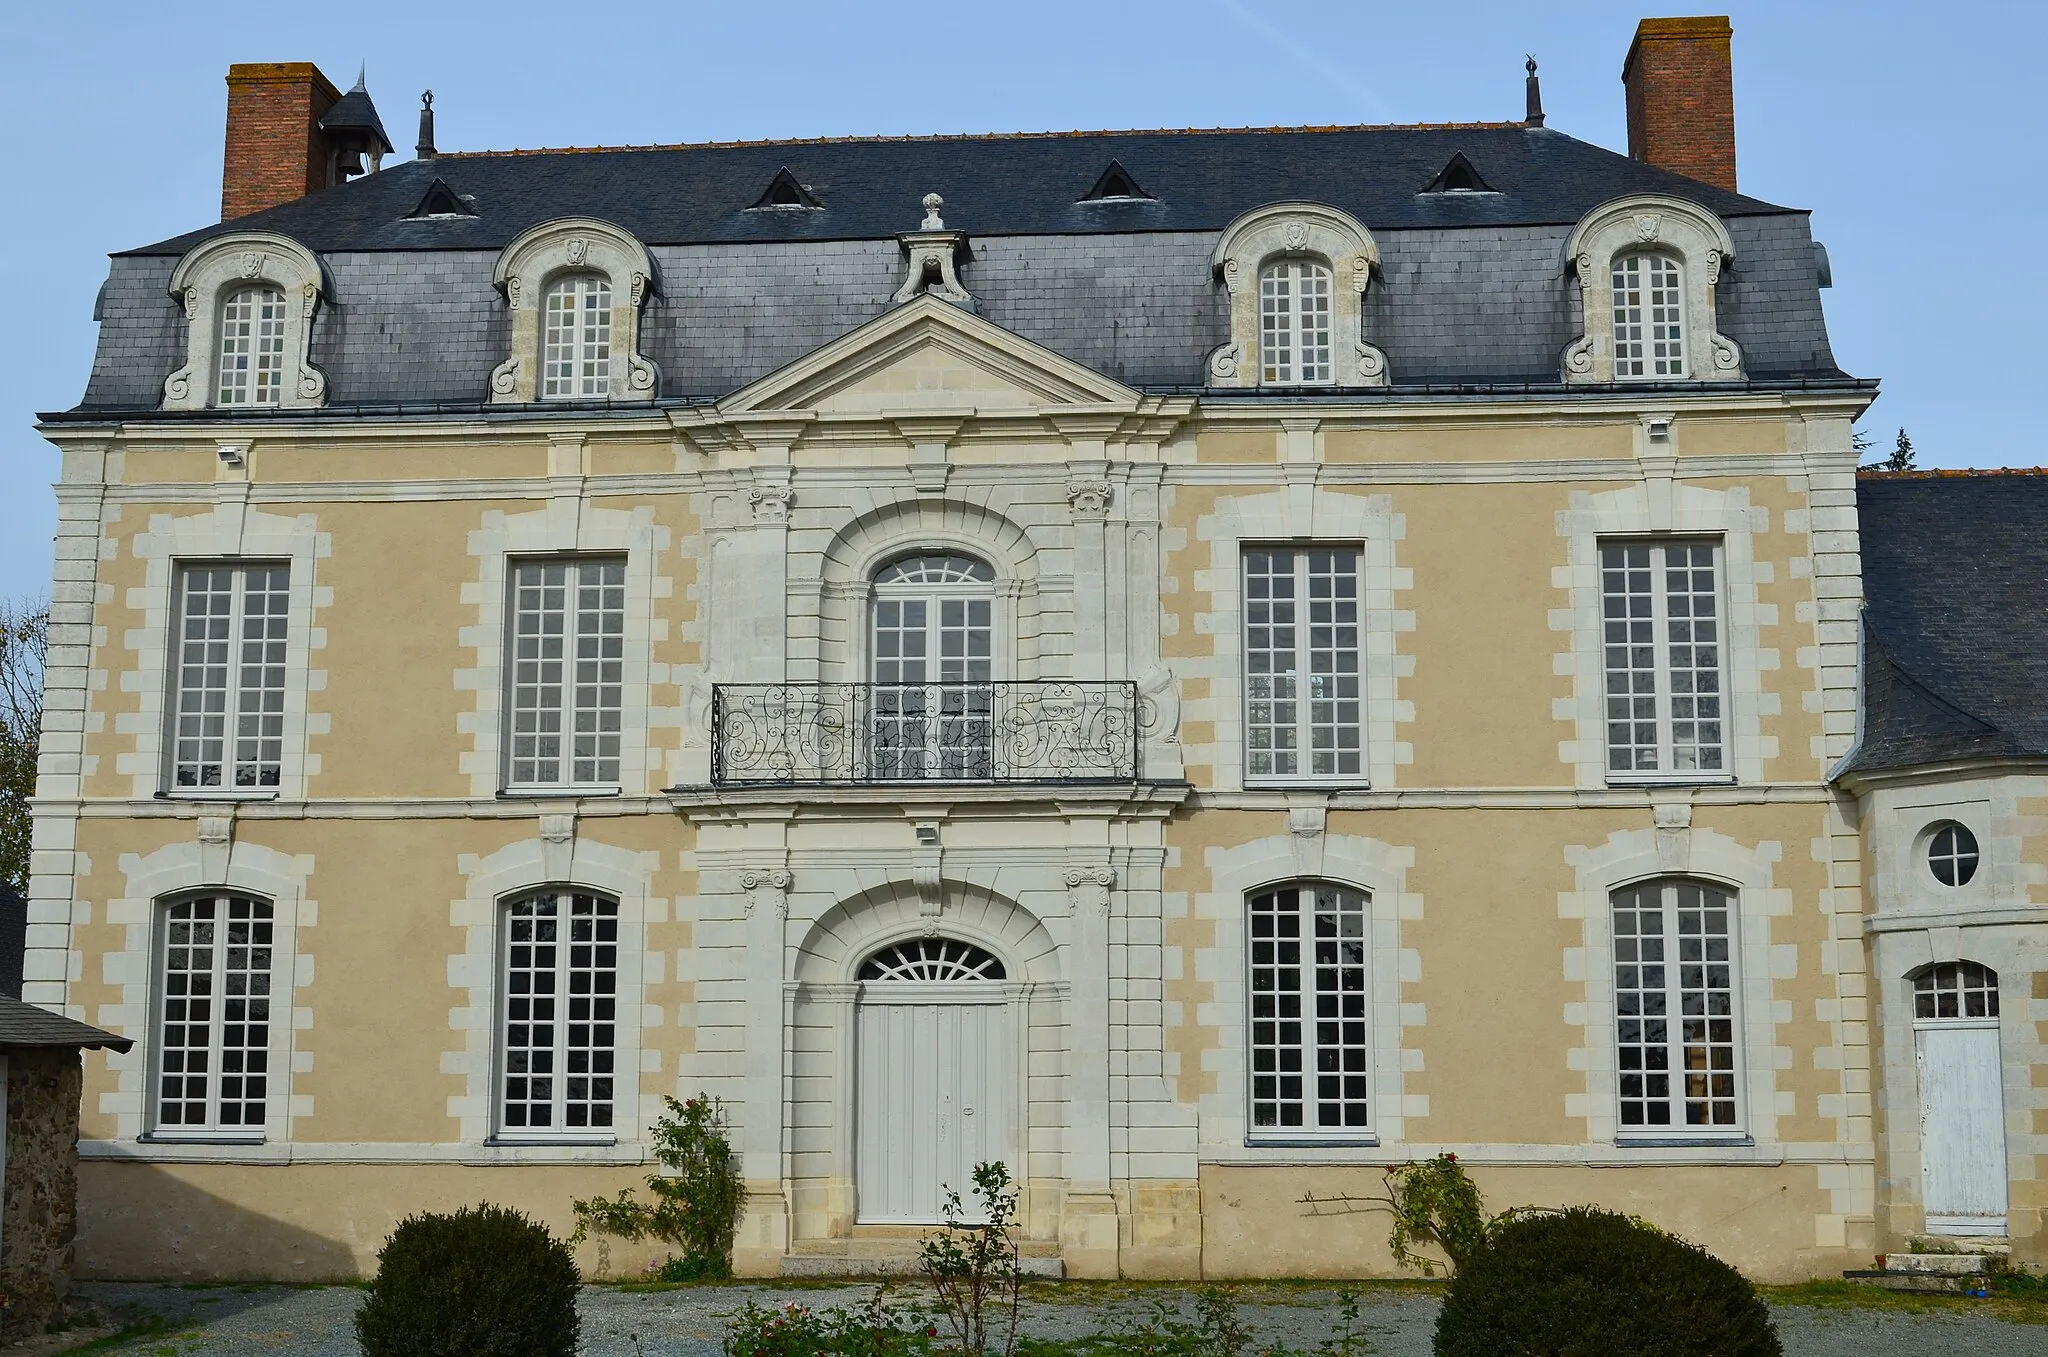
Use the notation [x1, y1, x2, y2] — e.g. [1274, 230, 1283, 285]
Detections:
[490, 218, 659, 403]
[541, 275, 613, 399]
[162, 231, 328, 411]
[1209, 202, 1388, 388]
[1564, 195, 1742, 383]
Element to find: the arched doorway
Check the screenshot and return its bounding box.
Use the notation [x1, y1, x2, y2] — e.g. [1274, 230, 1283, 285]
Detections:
[1913, 961, 2007, 1234]
[855, 937, 1014, 1223]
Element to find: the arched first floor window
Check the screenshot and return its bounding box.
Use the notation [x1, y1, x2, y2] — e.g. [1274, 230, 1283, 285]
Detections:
[499, 890, 619, 1135]
[1611, 252, 1685, 379]
[1247, 882, 1370, 1137]
[216, 286, 287, 405]
[155, 894, 274, 1132]
[542, 275, 613, 399]
[1914, 961, 1999, 1020]
[1259, 260, 1333, 384]
[870, 552, 996, 779]
[1611, 878, 1739, 1130]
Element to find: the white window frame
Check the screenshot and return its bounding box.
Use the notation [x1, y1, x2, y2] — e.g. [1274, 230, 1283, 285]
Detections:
[1258, 260, 1335, 385]
[164, 561, 292, 797]
[148, 893, 276, 1141]
[1245, 882, 1374, 1143]
[1611, 252, 1687, 379]
[540, 274, 613, 400]
[214, 286, 288, 406]
[1610, 878, 1746, 1142]
[1599, 537, 1729, 784]
[495, 890, 621, 1142]
[502, 556, 628, 793]
[1242, 545, 1366, 786]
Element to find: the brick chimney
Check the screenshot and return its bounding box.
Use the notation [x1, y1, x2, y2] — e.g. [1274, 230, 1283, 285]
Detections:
[220, 62, 343, 221]
[1622, 16, 1737, 193]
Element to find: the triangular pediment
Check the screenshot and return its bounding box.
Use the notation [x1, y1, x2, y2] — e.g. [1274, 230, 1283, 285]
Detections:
[720, 294, 1142, 415]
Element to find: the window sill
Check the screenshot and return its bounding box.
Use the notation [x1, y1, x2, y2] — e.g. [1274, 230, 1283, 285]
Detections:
[1614, 1134, 1753, 1148]
[486, 1135, 618, 1148]
[1602, 774, 1738, 789]
[1244, 1136, 1379, 1149]
[154, 789, 281, 802]
[1243, 780, 1372, 792]
[497, 786, 623, 800]
[139, 1132, 266, 1145]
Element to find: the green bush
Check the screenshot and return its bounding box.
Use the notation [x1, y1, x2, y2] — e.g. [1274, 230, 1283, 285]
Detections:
[1433, 1207, 1780, 1357]
[354, 1203, 580, 1357]
[573, 1093, 746, 1279]
[724, 1289, 938, 1357]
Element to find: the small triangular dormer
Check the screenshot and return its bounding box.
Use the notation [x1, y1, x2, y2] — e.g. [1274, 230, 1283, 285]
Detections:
[751, 168, 822, 210]
[1419, 152, 1494, 195]
[406, 177, 477, 219]
[1081, 160, 1153, 202]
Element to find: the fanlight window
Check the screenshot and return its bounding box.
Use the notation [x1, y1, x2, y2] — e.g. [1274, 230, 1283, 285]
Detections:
[216, 287, 287, 405]
[1259, 261, 1333, 384]
[542, 275, 613, 399]
[858, 939, 1007, 982]
[1611, 253, 1685, 379]
[875, 554, 995, 585]
[1914, 962, 1999, 1020]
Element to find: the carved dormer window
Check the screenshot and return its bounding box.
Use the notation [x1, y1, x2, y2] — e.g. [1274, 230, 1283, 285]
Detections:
[162, 231, 328, 411]
[1209, 202, 1388, 388]
[1563, 195, 1742, 384]
[490, 217, 660, 403]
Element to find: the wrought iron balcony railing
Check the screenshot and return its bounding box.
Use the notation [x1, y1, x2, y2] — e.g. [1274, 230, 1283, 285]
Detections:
[711, 681, 1138, 785]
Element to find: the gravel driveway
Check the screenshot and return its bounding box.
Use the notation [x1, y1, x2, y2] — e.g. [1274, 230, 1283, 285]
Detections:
[67, 1280, 2046, 1356]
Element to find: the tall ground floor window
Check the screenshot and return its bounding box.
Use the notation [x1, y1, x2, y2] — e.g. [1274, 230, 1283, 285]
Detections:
[1247, 882, 1371, 1137]
[500, 890, 619, 1135]
[155, 894, 273, 1132]
[1612, 878, 1740, 1132]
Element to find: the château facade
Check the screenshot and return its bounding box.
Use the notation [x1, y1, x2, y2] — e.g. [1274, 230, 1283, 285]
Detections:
[29, 19, 2045, 1281]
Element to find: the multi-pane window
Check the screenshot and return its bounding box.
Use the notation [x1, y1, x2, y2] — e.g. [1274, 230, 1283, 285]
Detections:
[500, 892, 618, 1134]
[506, 558, 626, 788]
[1248, 884, 1371, 1136]
[1926, 823, 1980, 887]
[1913, 961, 1999, 1020]
[1601, 541, 1725, 777]
[1612, 880, 1739, 1132]
[1259, 261, 1333, 384]
[1243, 548, 1363, 781]
[1612, 253, 1685, 378]
[170, 564, 290, 791]
[870, 553, 996, 779]
[155, 895, 273, 1132]
[216, 287, 287, 405]
[541, 275, 612, 398]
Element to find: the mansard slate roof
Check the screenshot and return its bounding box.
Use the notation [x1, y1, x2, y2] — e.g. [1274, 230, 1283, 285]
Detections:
[74, 122, 1850, 412]
[1846, 471, 2048, 776]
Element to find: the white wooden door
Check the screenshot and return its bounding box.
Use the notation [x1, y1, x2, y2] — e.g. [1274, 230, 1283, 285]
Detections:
[856, 987, 1013, 1224]
[1918, 1022, 2007, 1233]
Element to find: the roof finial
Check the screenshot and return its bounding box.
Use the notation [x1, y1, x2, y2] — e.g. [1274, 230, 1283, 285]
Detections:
[352, 62, 367, 93]
[416, 89, 436, 160]
[1524, 56, 1545, 127]
[920, 192, 945, 230]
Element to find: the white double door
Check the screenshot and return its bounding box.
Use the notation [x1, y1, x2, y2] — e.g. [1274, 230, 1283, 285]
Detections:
[856, 986, 1014, 1224]
[1917, 1021, 2008, 1234]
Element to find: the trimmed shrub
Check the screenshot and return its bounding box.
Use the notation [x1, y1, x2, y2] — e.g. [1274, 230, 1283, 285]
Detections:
[355, 1203, 581, 1357]
[1433, 1207, 1780, 1357]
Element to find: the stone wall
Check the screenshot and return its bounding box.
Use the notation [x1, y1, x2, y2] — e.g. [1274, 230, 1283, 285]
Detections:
[2, 1049, 83, 1342]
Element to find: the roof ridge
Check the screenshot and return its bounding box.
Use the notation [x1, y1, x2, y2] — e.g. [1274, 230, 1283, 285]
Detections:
[1859, 467, 2048, 479]
[440, 121, 1534, 159]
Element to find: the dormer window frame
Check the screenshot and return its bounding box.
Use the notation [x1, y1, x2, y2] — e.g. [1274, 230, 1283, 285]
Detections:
[1562, 194, 1743, 384]
[489, 218, 661, 404]
[162, 232, 328, 412]
[1208, 202, 1389, 389]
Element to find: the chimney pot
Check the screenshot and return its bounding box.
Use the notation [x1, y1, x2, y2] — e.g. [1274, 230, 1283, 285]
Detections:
[1622, 16, 1737, 193]
[220, 62, 344, 221]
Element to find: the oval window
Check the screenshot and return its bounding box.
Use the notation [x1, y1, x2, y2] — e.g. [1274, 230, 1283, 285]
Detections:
[1926, 822, 1979, 888]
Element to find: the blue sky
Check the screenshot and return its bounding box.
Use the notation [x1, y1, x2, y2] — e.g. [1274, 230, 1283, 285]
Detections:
[4, 0, 2040, 597]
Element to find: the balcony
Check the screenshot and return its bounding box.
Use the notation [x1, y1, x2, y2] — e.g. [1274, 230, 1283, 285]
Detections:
[710, 682, 1138, 785]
